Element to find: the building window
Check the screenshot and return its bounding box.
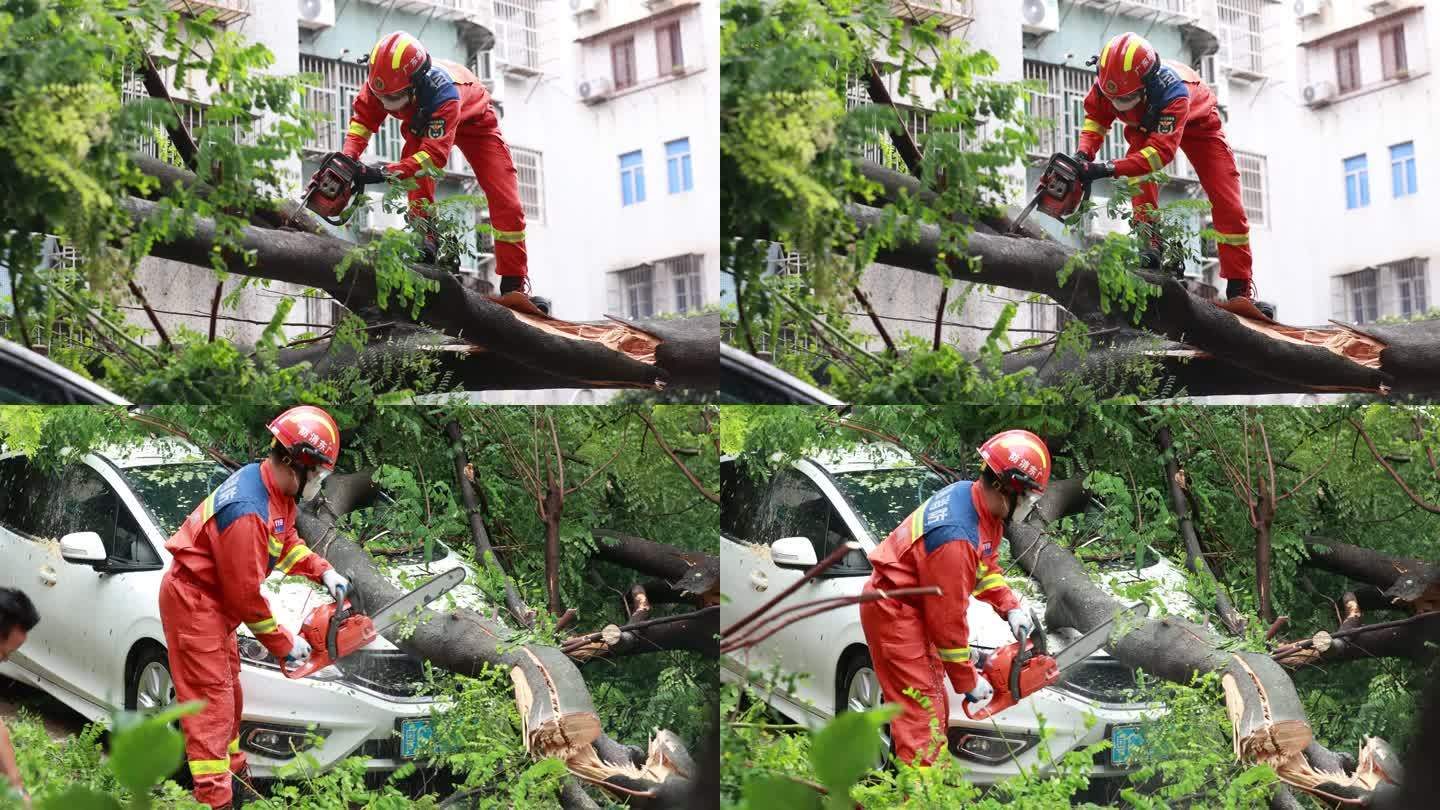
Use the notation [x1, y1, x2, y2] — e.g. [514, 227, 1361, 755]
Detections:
[620, 150, 645, 206]
[1390, 258, 1428, 318]
[1336, 40, 1361, 93]
[656, 20, 684, 75]
[1342, 268, 1379, 323]
[1381, 24, 1408, 79]
[665, 138, 693, 194]
[1344, 154, 1369, 209]
[511, 146, 545, 222]
[1216, 0, 1263, 75]
[494, 0, 542, 74]
[1234, 151, 1268, 226]
[663, 254, 704, 313]
[1391, 142, 1417, 198]
[298, 55, 406, 162]
[618, 265, 655, 319]
[612, 37, 637, 90]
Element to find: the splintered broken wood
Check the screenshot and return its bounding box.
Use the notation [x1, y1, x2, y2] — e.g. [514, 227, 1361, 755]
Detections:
[438, 293, 661, 375]
[511, 646, 603, 760]
[1222, 652, 1398, 802]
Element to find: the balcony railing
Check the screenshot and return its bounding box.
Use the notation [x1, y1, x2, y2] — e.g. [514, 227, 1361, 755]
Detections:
[889, 0, 971, 32]
[167, 0, 251, 25]
[351, 0, 490, 24]
[1070, 0, 1198, 25]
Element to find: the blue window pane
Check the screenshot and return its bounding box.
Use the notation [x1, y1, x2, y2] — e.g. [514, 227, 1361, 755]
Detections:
[682, 154, 693, 190]
[666, 138, 690, 157]
[1344, 154, 1366, 172]
[1392, 142, 1414, 160]
[1347, 175, 1357, 209]
[1394, 162, 1405, 197]
[1361, 170, 1369, 206]
[621, 150, 643, 168]
[1408, 160, 1418, 193]
[636, 168, 645, 202]
[622, 174, 633, 206]
[668, 159, 680, 194]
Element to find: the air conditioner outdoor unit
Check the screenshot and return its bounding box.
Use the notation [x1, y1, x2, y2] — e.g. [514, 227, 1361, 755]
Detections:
[577, 76, 613, 104]
[297, 0, 335, 30]
[570, 0, 599, 15]
[1021, 0, 1059, 35]
[1303, 80, 1336, 106]
[1294, 0, 1323, 20]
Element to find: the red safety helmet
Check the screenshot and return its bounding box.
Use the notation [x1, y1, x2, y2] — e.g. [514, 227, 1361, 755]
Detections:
[1095, 32, 1158, 102]
[267, 406, 340, 470]
[978, 430, 1051, 494]
[367, 31, 430, 95]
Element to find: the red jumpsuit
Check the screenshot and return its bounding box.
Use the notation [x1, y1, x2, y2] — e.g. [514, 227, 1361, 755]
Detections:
[341, 59, 528, 280]
[1079, 59, 1252, 282]
[159, 461, 334, 808]
[859, 480, 1021, 764]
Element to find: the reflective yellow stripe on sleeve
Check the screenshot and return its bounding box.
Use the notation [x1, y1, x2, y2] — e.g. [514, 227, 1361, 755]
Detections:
[1214, 232, 1250, 246]
[414, 151, 434, 170]
[246, 617, 278, 636]
[228, 737, 240, 755]
[1139, 146, 1163, 171]
[909, 507, 924, 543]
[189, 758, 229, 776]
[1082, 118, 1106, 135]
[267, 535, 284, 557]
[201, 494, 216, 522]
[938, 647, 970, 663]
[974, 574, 1008, 595]
[493, 228, 526, 243]
[276, 544, 313, 575]
[348, 121, 371, 138]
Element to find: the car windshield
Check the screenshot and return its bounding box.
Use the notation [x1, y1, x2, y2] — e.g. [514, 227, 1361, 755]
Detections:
[832, 467, 948, 541]
[120, 462, 233, 536]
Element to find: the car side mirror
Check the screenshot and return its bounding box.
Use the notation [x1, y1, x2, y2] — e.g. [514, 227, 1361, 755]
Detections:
[770, 536, 818, 569]
[60, 532, 107, 566]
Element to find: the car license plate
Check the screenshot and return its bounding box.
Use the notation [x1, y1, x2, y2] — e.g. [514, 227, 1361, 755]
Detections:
[400, 718, 434, 758]
[1110, 724, 1144, 767]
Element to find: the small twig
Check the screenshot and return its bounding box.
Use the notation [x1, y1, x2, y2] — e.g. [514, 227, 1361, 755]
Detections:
[721, 587, 942, 654]
[636, 410, 719, 504]
[126, 280, 171, 347]
[1350, 416, 1440, 514]
[128, 413, 241, 469]
[1271, 610, 1440, 659]
[560, 605, 720, 651]
[564, 447, 622, 496]
[1264, 615, 1290, 642]
[722, 542, 862, 639]
[933, 285, 948, 350]
[555, 608, 578, 633]
[851, 286, 896, 355]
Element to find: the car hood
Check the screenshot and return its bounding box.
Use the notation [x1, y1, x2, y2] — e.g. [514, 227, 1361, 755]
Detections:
[254, 553, 485, 651]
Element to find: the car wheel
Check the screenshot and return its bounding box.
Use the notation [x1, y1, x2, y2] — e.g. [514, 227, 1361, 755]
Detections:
[126, 647, 176, 712]
[838, 649, 893, 765]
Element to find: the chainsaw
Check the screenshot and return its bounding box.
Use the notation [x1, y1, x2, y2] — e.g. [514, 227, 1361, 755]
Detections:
[963, 601, 1150, 720]
[281, 566, 467, 679]
[1011, 152, 1090, 233]
[292, 152, 367, 226]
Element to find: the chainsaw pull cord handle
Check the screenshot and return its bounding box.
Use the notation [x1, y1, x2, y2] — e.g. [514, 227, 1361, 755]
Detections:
[1010, 608, 1045, 701]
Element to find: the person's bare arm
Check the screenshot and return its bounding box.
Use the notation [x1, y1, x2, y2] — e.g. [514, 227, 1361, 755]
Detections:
[0, 718, 24, 794]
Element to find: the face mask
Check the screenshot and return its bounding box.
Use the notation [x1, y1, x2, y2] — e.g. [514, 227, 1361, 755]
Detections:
[300, 467, 331, 501]
[1111, 91, 1143, 111]
[379, 91, 410, 112]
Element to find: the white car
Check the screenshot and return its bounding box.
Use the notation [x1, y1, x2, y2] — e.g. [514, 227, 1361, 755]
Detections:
[720, 448, 1194, 783]
[0, 440, 481, 778]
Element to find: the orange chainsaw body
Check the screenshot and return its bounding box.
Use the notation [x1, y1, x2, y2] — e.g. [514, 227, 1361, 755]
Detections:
[280, 599, 377, 680]
[301, 152, 363, 224]
[962, 637, 1060, 720]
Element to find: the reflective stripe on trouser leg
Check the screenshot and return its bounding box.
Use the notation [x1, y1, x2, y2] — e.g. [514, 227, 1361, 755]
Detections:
[158, 572, 236, 808]
[859, 590, 949, 766]
[1184, 129, 1253, 281]
[457, 118, 528, 279]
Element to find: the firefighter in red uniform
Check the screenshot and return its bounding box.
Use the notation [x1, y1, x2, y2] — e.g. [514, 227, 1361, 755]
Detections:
[1072, 32, 1271, 317]
[328, 31, 545, 310]
[858, 430, 1050, 765]
[158, 406, 350, 808]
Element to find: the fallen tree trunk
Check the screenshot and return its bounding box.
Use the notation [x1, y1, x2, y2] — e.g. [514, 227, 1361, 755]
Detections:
[1012, 480, 1401, 804]
[849, 202, 1440, 394]
[300, 471, 698, 808]
[593, 530, 719, 607]
[1303, 535, 1440, 612]
[119, 196, 718, 389]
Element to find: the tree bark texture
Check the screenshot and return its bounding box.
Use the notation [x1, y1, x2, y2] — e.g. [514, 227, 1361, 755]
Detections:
[1156, 425, 1246, 634]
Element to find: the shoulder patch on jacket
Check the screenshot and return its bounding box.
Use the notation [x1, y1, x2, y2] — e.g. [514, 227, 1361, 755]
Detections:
[1157, 115, 1177, 134]
[212, 464, 270, 533]
[427, 118, 446, 139]
[920, 481, 983, 555]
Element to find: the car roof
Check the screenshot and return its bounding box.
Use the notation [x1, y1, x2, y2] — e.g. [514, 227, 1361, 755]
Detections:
[721, 344, 845, 405]
[96, 438, 218, 469]
[803, 444, 929, 475]
[0, 336, 130, 404]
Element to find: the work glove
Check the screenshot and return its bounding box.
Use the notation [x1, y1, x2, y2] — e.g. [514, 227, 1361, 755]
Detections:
[323, 569, 349, 603]
[285, 635, 313, 666]
[1007, 608, 1034, 642]
[1072, 150, 1095, 164]
[356, 162, 390, 185]
[1077, 159, 1115, 182]
[963, 674, 995, 713]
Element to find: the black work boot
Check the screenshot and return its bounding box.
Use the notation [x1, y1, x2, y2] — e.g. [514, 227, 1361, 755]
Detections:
[500, 276, 551, 315]
[1225, 278, 1276, 319]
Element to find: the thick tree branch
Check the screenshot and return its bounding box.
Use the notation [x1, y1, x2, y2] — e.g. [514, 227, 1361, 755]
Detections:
[445, 420, 534, 628]
[635, 410, 719, 505]
[1157, 424, 1246, 634]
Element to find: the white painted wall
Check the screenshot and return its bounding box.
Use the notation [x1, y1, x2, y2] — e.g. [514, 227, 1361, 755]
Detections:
[1223, 2, 1440, 326]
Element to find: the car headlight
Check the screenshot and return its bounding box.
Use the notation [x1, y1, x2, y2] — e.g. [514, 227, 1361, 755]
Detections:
[239, 721, 329, 759]
[236, 635, 343, 681]
[949, 729, 1039, 764]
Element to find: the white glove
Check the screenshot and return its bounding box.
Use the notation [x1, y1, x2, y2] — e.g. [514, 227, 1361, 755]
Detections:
[323, 569, 349, 603]
[285, 635, 312, 665]
[964, 674, 994, 712]
[1007, 608, 1033, 642]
